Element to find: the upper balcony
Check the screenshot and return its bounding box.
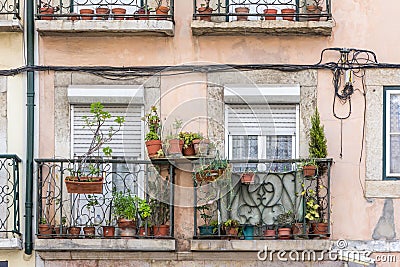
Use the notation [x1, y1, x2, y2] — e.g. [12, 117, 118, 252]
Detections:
[0, 0, 22, 32]
[191, 0, 333, 36]
[0, 154, 22, 250]
[35, 0, 175, 37]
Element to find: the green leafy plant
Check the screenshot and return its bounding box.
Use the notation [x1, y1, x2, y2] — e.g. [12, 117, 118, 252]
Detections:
[304, 189, 320, 222]
[142, 106, 161, 141]
[179, 131, 202, 149]
[137, 197, 152, 221]
[223, 219, 240, 228]
[197, 205, 212, 226]
[275, 210, 294, 227]
[309, 108, 327, 158]
[39, 217, 48, 225]
[113, 191, 137, 221]
[148, 176, 170, 226]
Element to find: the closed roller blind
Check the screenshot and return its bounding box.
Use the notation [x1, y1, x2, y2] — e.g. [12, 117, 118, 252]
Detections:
[72, 105, 142, 158]
[227, 104, 297, 136]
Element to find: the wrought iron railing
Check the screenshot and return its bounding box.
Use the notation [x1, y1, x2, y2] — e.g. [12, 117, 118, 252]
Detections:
[193, 0, 331, 22]
[0, 154, 21, 238]
[35, 158, 174, 239]
[193, 158, 332, 240]
[36, 0, 174, 21]
[0, 0, 20, 19]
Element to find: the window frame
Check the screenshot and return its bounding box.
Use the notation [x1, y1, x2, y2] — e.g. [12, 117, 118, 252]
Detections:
[384, 87, 400, 180]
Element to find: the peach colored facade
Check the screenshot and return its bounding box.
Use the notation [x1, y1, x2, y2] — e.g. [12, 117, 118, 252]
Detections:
[29, 0, 400, 266]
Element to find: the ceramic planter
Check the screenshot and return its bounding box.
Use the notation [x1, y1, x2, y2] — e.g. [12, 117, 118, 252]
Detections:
[243, 225, 254, 240]
[302, 165, 317, 177]
[112, 8, 126, 20]
[80, 8, 94, 20]
[38, 224, 53, 238]
[264, 229, 276, 239]
[198, 225, 214, 236]
[138, 226, 150, 237]
[117, 218, 136, 229]
[39, 7, 54, 20]
[225, 226, 239, 236]
[54, 226, 67, 238]
[135, 8, 150, 20]
[145, 140, 162, 158]
[277, 227, 291, 239]
[96, 7, 110, 20]
[281, 8, 295, 21]
[240, 173, 255, 184]
[156, 6, 169, 20]
[182, 144, 195, 156]
[263, 8, 277, 20]
[102, 226, 115, 237]
[197, 6, 213, 22]
[68, 226, 81, 238]
[235, 7, 249, 21]
[311, 222, 328, 239]
[292, 223, 309, 238]
[64, 176, 103, 194]
[153, 225, 169, 237]
[83, 226, 96, 238]
[167, 139, 183, 156]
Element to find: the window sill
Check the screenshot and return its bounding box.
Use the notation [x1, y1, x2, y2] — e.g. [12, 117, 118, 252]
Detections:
[35, 238, 176, 252]
[365, 180, 400, 198]
[191, 239, 333, 251]
[0, 238, 23, 250]
[191, 20, 333, 36]
[0, 19, 22, 32]
[35, 20, 174, 37]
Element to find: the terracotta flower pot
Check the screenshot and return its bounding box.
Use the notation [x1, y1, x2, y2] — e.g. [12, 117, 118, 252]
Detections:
[235, 7, 249, 21]
[119, 227, 136, 237]
[83, 226, 96, 238]
[80, 8, 94, 20]
[68, 226, 81, 238]
[167, 139, 183, 156]
[264, 229, 276, 239]
[156, 6, 169, 20]
[277, 227, 291, 239]
[39, 7, 54, 20]
[263, 8, 277, 20]
[135, 8, 150, 20]
[281, 8, 295, 21]
[145, 140, 162, 158]
[153, 225, 169, 237]
[96, 7, 110, 20]
[240, 173, 255, 184]
[64, 176, 103, 194]
[117, 218, 136, 229]
[197, 6, 213, 22]
[292, 223, 309, 238]
[138, 226, 150, 236]
[311, 222, 329, 239]
[302, 165, 317, 177]
[38, 224, 53, 238]
[226, 226, 239, 236]
[182, 144, 195, 156]
[69, 13, 79, 21]
[54, 226, 67, 238]
[112, 8, 126, 20]
[102, 226, 115, 237]
[306, 5, 322, 21]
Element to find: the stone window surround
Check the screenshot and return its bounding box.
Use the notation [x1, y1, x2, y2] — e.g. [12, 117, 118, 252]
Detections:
[365, 69, 400, 198]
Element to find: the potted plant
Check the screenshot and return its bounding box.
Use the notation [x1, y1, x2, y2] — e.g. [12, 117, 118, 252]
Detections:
[240, 168, 255, 184]
[38, 217, 53, 238]
[68, 220, 81, 238]
[196, 205, 214, 236]
[102, 219, 115, 238]
[65, 102, 125, 194]
[275, 211, 294, 239]
[263, 6, 278, 20]
[305, 0, 323, 21]
[195, 156, 229, 183]
[137, 197, 152, 236]
[135, 5, 152, 20]
[143, 106, 163, 158]
[309, 107, 328, 162]
[179, 131, 198, 156]
[197, 0, 213, 22]
[95, 6, 110, 20]
[298, 159, 317, 177]
[281, 6, 296, 21]
[39, 3, 59, 20]
[80, 8, 94, 20]
[305, 188, 328, 238]
[155, 0, 170, 19]
[150, 198, 170, 237]
[235, 5, 250, 21]
[165, 118, 184, 156]
[113, 191, 137, 237]
[192, 133, 209, 156]
[263, 225, 276, 239]
[54, 216, 67, 238]
[223, 219, 240, 236]
[112, 7, 126, 20]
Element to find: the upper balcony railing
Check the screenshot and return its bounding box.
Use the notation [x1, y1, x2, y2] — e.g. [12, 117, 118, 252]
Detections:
[193, 0, 331, 22]
[36, 0, 174, 21]
[0, 0, 20, 19]
[35, 158, 174, 239]
[193, 158, 332, 240]
[0, 154, 21, 238]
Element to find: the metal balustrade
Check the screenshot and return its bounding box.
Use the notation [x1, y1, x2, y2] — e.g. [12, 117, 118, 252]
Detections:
[193, 0, 332, 22]
[0, 155, 21, 238]
[193, 158, 332, 240]
[36, 0, 174, 21]
[35, 158, 174, 239]
[0, 0, 20, 19]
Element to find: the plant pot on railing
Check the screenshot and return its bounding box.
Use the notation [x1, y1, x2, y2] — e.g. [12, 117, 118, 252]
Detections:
[102, 226, 115, 237]
[182, 144, 195, 156]
[153, 225, 169, 237]
[96, 7, 110, 20]
[264, 228, 276, 239]
[38, 223, 53, 238]
[64, 176, 104, 194]
[197, 6, 213, 22]
[277, 227, 291, 239]
[112, 8, 126, 20]
[138, 226, 150, 237]
[166, 139, 183, 156]
[243, 225, 254, 240]
[145, 140, 163, 158]
[80, 8, 94, 20]
[311, 222, 328, 239]
[193, 139, 209, 156]
[198, 225, 214, 236]
[68, 226, 81, 238]
[235, 7, 249, 21]
[240, 172, 255, 184]
[54, 226, 67, 238]
[263, 8, 277, 20]
[135, 8, 150, 20]
[39, 7, 54, 20]
[156, 6, 169, 20]
[302, 165, 317, 177]
[281, 8, 295, 21]
[306, 5, 322, 21]
[83, 226, 96, 238]
[292, 222, 309, 239]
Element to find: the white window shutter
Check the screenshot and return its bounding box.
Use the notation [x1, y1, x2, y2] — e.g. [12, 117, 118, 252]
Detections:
[72, 105, 142, 159]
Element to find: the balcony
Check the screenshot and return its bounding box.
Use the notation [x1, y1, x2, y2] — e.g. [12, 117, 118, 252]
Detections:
[191, 0, 333, 36]
[0, 0, 22, 32]
[34, 158, 175, 252]
[35, 0, 175, 37]
[0, 154, 22, 250]
[191, 158, 332, 251]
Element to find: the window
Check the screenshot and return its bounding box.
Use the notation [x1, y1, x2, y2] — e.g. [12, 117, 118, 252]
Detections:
[226, 103, 298, 172]
[384, 87, 400, 179]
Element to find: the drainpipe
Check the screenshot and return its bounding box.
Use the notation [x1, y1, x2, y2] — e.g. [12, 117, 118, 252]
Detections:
[25, 0, 35, 255]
